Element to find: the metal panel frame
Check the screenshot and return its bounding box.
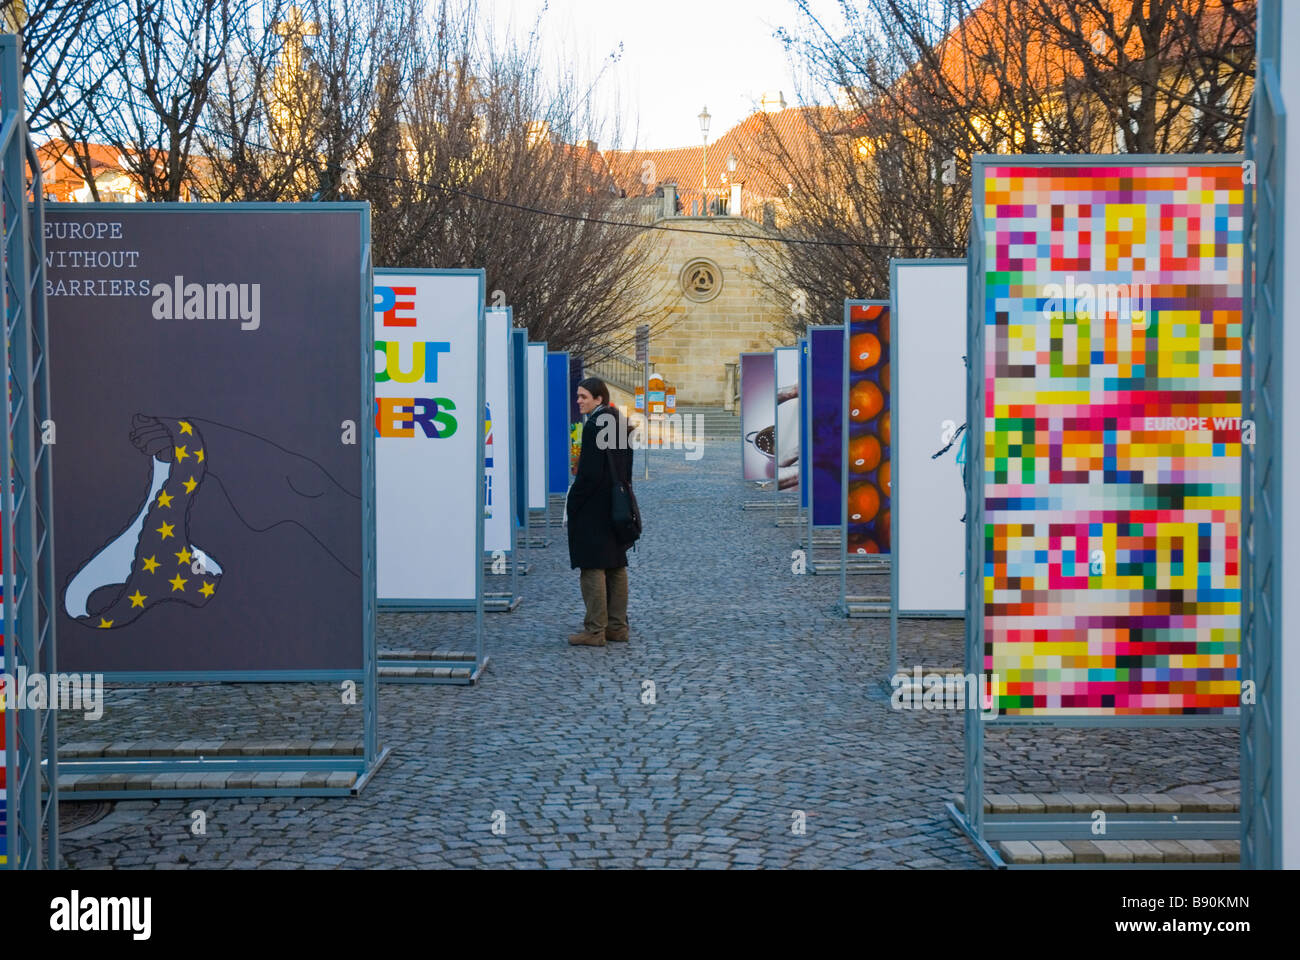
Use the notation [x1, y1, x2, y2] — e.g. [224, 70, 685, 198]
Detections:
[526, 341, 551, 541]
[840, 300, 890, 613]
[547, 351, 570, 498]
[43, 199, 386, 791]
[483, 306, 521, 611]
[1242, 0, 1284, 870]
[953, 152, 1245, 867]
[888, 259, 967, 683]
[804, 325, 845, 572]
[373, 268, 487, 682]
[1, 34, 57, 869]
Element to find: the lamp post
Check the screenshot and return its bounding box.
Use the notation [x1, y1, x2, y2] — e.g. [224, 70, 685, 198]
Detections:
[698, 105, 711, 215]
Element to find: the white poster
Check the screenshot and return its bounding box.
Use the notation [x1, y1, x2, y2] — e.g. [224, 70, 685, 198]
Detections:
[374, 269, 483, 603]
[894, 261, 966, 614]
[526, 342, 547, 510]
[774, 346, 800, 491]
[485, 309, 514, 554]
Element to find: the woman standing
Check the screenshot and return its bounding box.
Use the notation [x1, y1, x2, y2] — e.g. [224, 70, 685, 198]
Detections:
[567, 377, 634, 647]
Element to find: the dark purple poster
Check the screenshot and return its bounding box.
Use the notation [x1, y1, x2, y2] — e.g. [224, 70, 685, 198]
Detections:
[809, 326, 843, 527]
[45, 205, 368, 674]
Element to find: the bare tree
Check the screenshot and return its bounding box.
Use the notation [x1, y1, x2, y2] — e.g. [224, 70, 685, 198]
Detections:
[750, 0, 1256, 332]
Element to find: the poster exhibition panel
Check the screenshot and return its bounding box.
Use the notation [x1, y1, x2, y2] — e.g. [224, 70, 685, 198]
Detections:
[842, 301, 892, 558]
[527, 342, 548, 510]
[740, 352, 776, 482]
[512, 327, 529, 531]
[374, 269, 485, 608]
[48, 204, 372, 677]
[774, 346, 800, 505]
[953, 156, 1244, 866]
[484, 308, 515, 556]
[808, 326, 844, 527]
[546, 351, 570, 496]
[46, 202, 386, 797]
[799, 338, 810, 511]
[889, 261, 967, 676]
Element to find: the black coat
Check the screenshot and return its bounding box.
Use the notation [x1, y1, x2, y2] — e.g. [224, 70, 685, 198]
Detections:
[567, 405, 634, 570]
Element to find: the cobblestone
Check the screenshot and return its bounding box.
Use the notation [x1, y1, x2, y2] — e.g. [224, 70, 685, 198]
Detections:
[57, 442, 1237, 868]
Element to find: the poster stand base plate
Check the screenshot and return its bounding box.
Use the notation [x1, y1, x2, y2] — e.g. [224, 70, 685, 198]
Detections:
[947, 797, 1241, 868]
[56, 745, 392, 799]
[485, 593, 523, 612]
[377, 649, 488, 684]
[842, 597, 891, 617]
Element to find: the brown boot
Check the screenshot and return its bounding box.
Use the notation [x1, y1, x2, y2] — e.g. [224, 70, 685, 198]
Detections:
[568, 630, 606, 646]
[605, 567, 629, 642]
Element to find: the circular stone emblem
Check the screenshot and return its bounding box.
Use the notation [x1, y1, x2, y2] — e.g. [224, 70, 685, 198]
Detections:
[680, 258, 723, 303]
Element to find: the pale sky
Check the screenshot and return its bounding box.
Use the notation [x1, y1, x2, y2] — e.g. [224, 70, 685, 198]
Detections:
[488, 0, 845, 150]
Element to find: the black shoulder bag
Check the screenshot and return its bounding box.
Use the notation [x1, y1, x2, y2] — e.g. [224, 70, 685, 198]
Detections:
[604, 442, 642, 547]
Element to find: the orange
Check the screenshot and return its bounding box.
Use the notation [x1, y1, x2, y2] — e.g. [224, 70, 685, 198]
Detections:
[849, 332, 882, 372]
[880, 362, 890, 392]
[878, 460, 891, 496]
[849, 434, 882, 473]
[880, 411, 891, 446]
[847, 534, 880, 554]
[847, 481, 880, 523]
[878, 510, 891, 549]
[849, 380, 883, 422]
[880, 313, 890, 344]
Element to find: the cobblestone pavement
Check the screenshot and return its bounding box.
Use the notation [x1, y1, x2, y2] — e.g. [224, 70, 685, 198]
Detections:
[59, 441, 1237, 868]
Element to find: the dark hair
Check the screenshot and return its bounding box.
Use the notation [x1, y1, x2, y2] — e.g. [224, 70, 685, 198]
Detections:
[577, 376, 610, 406]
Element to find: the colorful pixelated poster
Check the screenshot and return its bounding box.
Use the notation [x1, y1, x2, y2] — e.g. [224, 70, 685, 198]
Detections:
[47, 205, 369, 673]
[375, 270, 484, 604]
[844, 302, 891, 556]
[809, 326, 844, 527]
[976, 161, 1242, 717]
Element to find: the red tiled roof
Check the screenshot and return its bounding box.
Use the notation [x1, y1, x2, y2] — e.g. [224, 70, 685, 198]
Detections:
[605, 106, 830, 203]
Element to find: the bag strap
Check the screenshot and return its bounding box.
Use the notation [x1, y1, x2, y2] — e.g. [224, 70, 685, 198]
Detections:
[598, 408, 627, 486]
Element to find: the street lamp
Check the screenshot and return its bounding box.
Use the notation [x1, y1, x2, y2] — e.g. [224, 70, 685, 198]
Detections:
[698, 106, 711, 214]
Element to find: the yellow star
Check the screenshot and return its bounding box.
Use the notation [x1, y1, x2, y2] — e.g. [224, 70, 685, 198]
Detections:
[199, 581, 216, 598]
[174, 444, 189, 462]
[169, 574, 187, 592]
[182, 476, 198, 494]
[98, 617, 113, 628]
[128, 590, 147, 608]
[156, 490, 174, 508]
[141, 555, 160, 573]
[179, 421, 193, 435]
[175, 546, 193, 565]
[156, 521, 175, 540]
[196, 448, 205, 463]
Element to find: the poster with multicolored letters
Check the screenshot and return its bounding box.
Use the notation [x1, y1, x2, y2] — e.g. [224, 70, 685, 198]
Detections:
[974, 160, 1242, 717]
[375, 269, 485, 605]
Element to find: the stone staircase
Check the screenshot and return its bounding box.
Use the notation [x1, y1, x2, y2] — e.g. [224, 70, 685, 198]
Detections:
[675, 404, 739, 440]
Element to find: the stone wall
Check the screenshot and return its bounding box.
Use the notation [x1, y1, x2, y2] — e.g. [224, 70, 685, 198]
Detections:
[624, 217, 797, 405]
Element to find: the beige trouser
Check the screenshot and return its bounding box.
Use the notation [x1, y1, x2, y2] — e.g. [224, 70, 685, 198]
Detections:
[579, 567, 629, 636]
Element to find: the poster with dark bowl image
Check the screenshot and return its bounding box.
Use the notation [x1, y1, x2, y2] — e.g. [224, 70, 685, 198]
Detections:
[740, 352, 776, 481]
[843, 302, 891, 557]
